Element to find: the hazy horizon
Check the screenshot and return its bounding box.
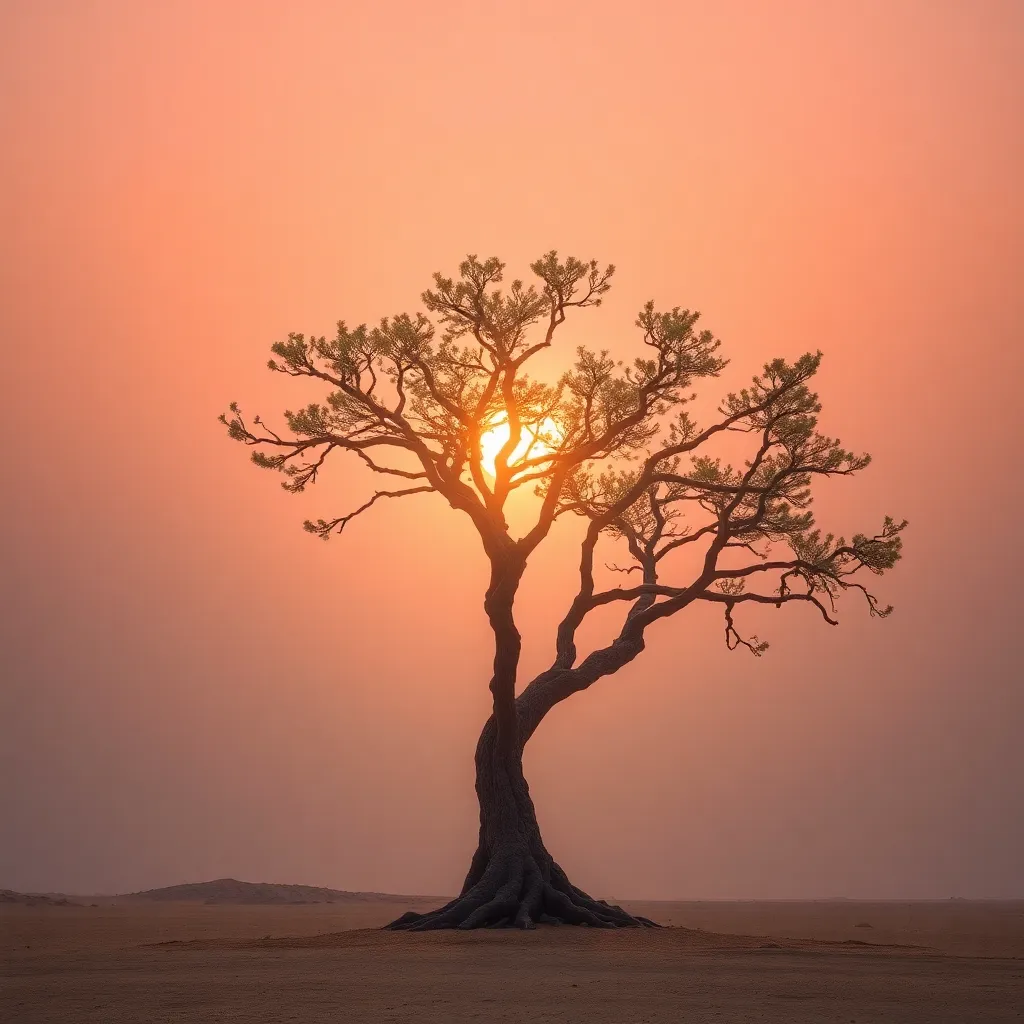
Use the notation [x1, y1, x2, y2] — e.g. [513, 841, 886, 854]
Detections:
[13, 876, 1024, 903]
[2, 0, 1022, 902]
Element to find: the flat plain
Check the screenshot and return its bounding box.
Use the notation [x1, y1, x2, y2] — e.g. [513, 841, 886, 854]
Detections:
[3, 896, 1023, 1022]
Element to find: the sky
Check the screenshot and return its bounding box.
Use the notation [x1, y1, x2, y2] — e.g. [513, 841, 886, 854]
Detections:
[1, 0, 1022, 900]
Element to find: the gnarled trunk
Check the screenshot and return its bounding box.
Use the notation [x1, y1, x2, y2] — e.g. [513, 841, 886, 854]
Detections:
[388, 553, 656, 930]
[386, 712, 656, 930]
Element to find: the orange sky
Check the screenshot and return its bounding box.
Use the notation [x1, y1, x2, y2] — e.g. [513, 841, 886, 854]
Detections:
[2, 0, 1022, 898]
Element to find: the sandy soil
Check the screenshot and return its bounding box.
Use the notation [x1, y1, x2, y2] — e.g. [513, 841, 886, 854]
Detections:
[3, 899, 1023, 1022]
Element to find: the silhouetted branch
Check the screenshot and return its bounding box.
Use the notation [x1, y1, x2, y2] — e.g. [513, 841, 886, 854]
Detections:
[722, 601, 769, 656]
[605, 562, 641, 575]
[303, 486, 434, 540]
[698, 589, 839, 627]
[351, 449, 429, 480]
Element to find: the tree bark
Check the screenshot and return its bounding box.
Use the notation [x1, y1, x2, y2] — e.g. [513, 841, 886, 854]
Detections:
[387, 554, 656, 930]
[386, 698, 657, 930]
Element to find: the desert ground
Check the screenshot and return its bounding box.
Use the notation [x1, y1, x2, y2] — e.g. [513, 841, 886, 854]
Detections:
[3, 888, 1022, 1022]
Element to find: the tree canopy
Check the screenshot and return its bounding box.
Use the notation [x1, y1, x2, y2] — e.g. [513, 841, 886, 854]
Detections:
[222, 251, 905, 666]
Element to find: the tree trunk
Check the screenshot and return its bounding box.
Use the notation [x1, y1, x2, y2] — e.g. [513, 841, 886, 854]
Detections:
[386, 712, 656, 930]
[388, 552, 655, 931]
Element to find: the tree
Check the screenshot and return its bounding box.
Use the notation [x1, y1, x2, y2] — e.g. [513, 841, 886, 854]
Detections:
[221, 253, 906, 930]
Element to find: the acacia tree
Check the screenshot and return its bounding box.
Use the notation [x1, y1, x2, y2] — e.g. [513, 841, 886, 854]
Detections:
[222, 253, 906, 930]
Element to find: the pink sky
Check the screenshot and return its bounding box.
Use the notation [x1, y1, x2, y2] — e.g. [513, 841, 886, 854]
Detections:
[1, 0, 1022, 898]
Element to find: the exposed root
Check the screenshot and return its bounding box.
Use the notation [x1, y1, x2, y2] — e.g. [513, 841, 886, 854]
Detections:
[385, 849, 660, 931]
[389, 715, 664, 931]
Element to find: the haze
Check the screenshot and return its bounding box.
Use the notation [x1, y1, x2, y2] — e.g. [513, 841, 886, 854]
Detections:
[1, 0, 1021, 901]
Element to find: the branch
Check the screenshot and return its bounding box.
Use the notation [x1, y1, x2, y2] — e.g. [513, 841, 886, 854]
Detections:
[351, 448, 429, 480]
[605, 562, 642, 575]
[303, 486, 434, 539]
[722, 601, 769, 656]
[697, 589, 839, 627]
[550, 354, 825, 553]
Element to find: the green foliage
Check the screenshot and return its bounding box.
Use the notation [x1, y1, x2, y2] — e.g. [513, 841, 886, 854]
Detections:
[220, 251, 907, 655]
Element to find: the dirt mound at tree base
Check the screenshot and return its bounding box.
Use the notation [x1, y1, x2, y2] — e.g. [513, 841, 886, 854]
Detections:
[150, 924, 934, 956]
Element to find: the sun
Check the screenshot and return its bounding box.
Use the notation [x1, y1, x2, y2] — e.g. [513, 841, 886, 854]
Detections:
[479, 417, 562, 477]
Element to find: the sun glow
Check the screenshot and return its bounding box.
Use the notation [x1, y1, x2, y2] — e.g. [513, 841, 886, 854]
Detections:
[479, 417, 562, 478]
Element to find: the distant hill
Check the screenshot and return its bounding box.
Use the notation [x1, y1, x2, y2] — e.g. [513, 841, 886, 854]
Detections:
[1, 889, 79, 907]
[123, 878, 405, 904]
